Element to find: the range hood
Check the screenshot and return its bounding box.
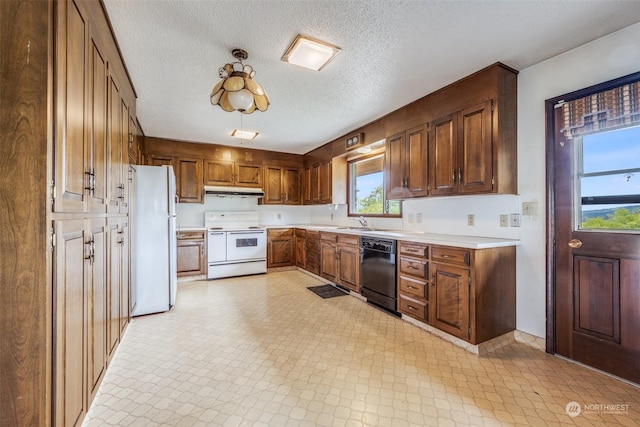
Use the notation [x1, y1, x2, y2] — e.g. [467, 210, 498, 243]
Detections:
[204, 185, 265, 198]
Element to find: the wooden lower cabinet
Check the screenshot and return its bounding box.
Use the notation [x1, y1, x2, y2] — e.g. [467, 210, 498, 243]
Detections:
[397, 240, 515, 344]
[54, 217, 130, 427]
[305, 231, 320, 275]
[267, 228, 295, 268]
[295, 229, 306, 268]
[177, 230, 206, 276]
[320, 232, 360, 291]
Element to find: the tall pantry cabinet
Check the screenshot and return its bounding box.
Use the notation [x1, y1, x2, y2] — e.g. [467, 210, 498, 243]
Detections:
[0, 1, 137, 426]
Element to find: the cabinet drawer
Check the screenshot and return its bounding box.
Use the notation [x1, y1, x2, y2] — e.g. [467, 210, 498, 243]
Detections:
[295, 228, 306, 238]
[306, 230, 319, 239]
[268, 228, 293, 238]
[320, 232, 338, 242]
[399, 275, 428, 300]
[432, 246, 470, 266]
[337, 233, 359, 246]
[399, 295, 428, 322]
[399, 242, 429, 259]
[399, 257, 428, 278]
[177, 230, 205, 240]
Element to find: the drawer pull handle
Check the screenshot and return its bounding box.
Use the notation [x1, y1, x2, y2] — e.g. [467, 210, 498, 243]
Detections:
[442, 254, 452, 258]
[408, 265, 419, 269]
[408, 305, 417, 311]
[407, 285, 417, 290]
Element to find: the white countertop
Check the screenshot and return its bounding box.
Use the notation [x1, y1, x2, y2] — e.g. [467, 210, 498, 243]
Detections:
[267, 224, 519, 249]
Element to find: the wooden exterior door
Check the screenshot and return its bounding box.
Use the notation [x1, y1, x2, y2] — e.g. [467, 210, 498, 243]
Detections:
[549, 75, 640, 384]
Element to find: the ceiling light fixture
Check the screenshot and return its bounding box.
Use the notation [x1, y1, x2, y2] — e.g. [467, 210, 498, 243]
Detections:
[210, 49, 270, 114]
[281, 35, 341, 71]
[231, 129, 258, 140]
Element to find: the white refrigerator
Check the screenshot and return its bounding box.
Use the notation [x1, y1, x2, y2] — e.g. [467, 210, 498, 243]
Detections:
[132, 165, 177, 316]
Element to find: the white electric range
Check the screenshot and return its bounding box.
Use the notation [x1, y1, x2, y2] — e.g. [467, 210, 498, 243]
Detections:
[205, 211, 267, 279]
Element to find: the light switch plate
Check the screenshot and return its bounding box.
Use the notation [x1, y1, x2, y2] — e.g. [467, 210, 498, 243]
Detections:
[500, 214, 509, 227]
[467, 214, 475, 226]
[510, 213, 521, 227]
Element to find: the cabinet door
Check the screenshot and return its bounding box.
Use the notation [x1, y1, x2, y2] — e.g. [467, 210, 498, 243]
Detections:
[87, 37, 108, 213]
[204, 159, 234, 185]
[295, 230, 306, 268]
[86, 218, 106, 403]
[310, 164, 320, 203]
[119, 99, 129, 213]
[430, 263, 470, 340]
[283, 167, 301, 204]
[107, 76, 123, 213]
[429, 114, 458, 196]
[235, 163, 262, 187]
[263, 166, 283, 204]
[385, 132, 405, 199]
[127, 115, 138, 164]
[405, 125, 429, 197]
[119, 220, 129, 333]
[338, 244, 360, 291]
[458, 101, 494, 194]
[177, 239, 205, 276]
[267, 230, 294, 268]
[107, 221, 120, 359]
[301, 167, 312, 204]
[149, 155, 173, 167]
[53, 219, 87, 427]
[320, 241, 338, 282]
[54, 1, 87, 213]
[176, 157, 203, 203]
[319, 161, 332, 204]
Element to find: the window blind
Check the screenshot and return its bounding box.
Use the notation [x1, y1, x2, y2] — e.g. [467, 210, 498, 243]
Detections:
[561, 81, 640, 139]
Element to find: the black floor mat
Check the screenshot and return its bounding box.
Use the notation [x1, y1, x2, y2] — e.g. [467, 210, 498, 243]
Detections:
[307, 284, 348, 299]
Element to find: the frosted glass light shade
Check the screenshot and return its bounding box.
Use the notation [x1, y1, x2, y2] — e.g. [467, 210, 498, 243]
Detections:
[228, 89, 254, 112]
[282, 35, 341, 71]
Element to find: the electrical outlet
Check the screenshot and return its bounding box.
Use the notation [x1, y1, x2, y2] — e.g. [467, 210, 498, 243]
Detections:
[510, 213, 521, 227]
[277, 212, 281, 220]
[408, 213, 414, 223]
[523, 201, 538, 216]
[500, 214, 509, 227]
[467, 214, 475, 226]
[330, 213, 334, 221]
[416, 213, 423, 223]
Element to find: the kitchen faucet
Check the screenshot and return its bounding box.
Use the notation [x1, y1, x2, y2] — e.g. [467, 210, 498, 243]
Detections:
[358, 216, 368, 229]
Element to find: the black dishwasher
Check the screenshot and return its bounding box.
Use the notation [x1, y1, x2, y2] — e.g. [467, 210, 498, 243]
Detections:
[360, 237, 398, 315]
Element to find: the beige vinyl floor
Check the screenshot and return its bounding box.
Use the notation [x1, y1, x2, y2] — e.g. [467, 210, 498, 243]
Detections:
[83, 270, 640, 426]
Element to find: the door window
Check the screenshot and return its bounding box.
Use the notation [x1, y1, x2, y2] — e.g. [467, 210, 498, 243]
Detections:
[576, 125, 640, 231]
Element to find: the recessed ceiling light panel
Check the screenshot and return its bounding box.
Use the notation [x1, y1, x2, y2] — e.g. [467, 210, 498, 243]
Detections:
[231, 129, 258, 140]
[282, 35, 341, 71]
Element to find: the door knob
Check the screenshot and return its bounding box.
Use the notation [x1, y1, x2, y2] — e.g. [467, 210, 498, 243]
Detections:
[568, 239, 583, 248]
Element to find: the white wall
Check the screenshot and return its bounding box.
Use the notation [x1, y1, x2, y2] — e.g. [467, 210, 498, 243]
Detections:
[516, 22, 640, 338]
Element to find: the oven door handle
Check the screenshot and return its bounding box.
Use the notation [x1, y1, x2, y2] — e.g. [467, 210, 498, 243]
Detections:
[228, 231, 264, 235]
[208, 231, 225, 235]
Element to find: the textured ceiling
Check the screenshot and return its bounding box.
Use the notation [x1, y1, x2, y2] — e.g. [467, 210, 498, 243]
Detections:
[103, 1, 640, 155]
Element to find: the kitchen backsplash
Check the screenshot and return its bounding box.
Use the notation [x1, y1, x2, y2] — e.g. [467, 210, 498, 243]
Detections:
[177, 193, 521, 239]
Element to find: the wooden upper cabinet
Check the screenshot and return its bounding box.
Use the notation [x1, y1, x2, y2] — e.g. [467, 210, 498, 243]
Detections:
[87, 38, 108, 213]
[204, 159, 262, 188]
[263, 166, 283, 204]
[318, 161, 332, 204]
[262, 166, 300, 205]
[429, 100, 495, 196]
[204, 160, 234, 186]
[118, 99, 129, 214]
[310, 164, 320, 203]
[176, 157, 203, 203]
[54, 0, 88, 213]
[385, 125, 428, 199]
[127, 115, 138, 164]
[235, 163, 262, 187]
[458, 101, 494, 194]
[429, 114, 457, 196]
[149, 155, 173, 167]
[301, 166, 312, 205]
